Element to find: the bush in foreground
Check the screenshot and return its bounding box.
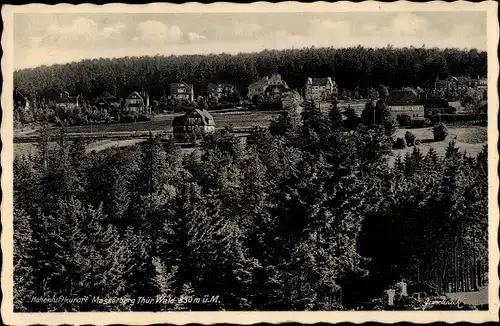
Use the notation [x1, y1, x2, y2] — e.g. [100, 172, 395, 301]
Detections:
[405, 131, 416, 146]
[433, 123, 449, 141]
[394, 137, 407, 149]
[397, 114, 412, 127]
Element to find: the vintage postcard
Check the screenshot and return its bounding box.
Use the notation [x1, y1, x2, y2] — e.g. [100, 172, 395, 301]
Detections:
[1, 1, 499, 325]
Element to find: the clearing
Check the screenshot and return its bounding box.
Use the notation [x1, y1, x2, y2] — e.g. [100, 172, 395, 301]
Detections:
[390, 126, 487, 164]
[47, 110, 277, 135]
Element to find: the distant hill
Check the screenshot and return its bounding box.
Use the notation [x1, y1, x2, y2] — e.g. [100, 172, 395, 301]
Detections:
[14, 46, 486, 101]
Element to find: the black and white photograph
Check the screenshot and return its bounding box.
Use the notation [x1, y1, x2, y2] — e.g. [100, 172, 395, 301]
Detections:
[1, 1, 498, 324]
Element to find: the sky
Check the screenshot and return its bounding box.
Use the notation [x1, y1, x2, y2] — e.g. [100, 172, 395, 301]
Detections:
[13, 11, 487, 70]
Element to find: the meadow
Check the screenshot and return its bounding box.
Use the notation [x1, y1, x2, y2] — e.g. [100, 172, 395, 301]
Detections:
[45, 110, 278, 135]
[391, 126, 488, 164]
[14, 107, 488, 164]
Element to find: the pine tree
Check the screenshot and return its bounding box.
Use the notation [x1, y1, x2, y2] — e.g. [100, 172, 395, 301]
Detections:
[28, 198, 88, 311]
[328, 100, 343, 130]
[122, 227, 160, 311]
[78, 204, 133, 311]
[13, 209, 34, 312]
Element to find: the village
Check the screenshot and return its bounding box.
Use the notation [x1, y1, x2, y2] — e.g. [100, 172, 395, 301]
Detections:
[13, 73, 487, 155]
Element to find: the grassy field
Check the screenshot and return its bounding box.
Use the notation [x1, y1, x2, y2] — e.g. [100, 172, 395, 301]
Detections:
[391, 126, 487, 164]
[15, 107, 487, 163]
[46, 110, 278, 135]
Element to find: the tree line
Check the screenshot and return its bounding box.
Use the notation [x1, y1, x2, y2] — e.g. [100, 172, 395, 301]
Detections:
[13, 101, 488, 311]
[14, 46, 486, 102]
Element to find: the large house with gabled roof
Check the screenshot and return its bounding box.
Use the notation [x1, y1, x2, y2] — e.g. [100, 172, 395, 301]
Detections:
[247, 73, 289, 100]
[172, 107, 215, 140]
[123, 91, 150, 114]
[304, 77, 337, 101]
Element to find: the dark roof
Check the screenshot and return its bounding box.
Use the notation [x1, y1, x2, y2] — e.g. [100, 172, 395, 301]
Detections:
[386, 88, 420, 106]
[447, 101, 463, 110]
[14, 90, 28, 101]
[127, 91, 144, 100]
[249, 77, 269, 88]
[172, 108, 215, 127]
[56, 94, 80, 104]
[422, 98, 449, 108]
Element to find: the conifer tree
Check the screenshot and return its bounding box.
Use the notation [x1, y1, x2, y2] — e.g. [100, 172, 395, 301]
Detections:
[13, 209, 34, 311]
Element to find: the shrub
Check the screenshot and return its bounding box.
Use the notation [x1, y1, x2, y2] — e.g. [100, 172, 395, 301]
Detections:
[397, 114, 412, 126]
[410, 118, 428, 128]
[405, 131, 416, 146]
[394, 137, 407, 149]
[137, 114, 151, 122]
[433, 123, 449, 141]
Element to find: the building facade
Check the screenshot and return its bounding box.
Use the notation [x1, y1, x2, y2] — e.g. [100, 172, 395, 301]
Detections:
[304, 77, 337, 101]
[264, 84, 290, 102]
[247, 76, 270, 100]
[92, 96, 122, 112]
[247, 73, 288, 100]
[14, 90, 30, 111]
[55, 91, 81, 109]
[207, 83, 235, 101]
[434, 75, 487, 94]
[170, 82, 194, 102]
[123, 91, 150, 114]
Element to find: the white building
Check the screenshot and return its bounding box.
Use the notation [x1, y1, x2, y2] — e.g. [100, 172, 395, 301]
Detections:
[305, 77, 337, 101]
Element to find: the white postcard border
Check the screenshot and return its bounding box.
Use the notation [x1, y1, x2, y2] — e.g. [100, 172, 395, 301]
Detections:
[2, 1, 499, 324]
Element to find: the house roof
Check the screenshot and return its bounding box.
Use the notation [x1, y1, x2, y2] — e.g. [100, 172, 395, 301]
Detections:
[171, 82, 193, 93]
[422, 98, 449, 108]
[400, 87, 418, 96]
[249, 77, 269, 88]
[173, 108, 215, 127]
[386, 88, 420, 105]
[56, 94, 80, 104]
[127, 91, 144, 100]
[441, 76, 471, 83]
[14, 90, 28, 101]
[447, 101, 463, 110]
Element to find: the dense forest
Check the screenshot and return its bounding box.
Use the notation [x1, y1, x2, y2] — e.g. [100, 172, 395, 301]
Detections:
[14, 46, 487, 101]
[14, 102, 488, 311]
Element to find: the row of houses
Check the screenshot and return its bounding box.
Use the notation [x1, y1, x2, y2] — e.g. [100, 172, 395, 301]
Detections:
[247, 73, 338, 102]
[385, 87, 473, 118]
[14, 73, 487, 115]
[434, 75, 487, 93]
